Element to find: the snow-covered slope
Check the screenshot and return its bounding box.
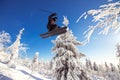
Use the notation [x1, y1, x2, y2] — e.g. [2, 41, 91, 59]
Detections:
[0, 62, 51, 80]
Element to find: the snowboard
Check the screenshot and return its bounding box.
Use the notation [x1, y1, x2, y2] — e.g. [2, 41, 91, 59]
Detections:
[40, 27, 67, 38]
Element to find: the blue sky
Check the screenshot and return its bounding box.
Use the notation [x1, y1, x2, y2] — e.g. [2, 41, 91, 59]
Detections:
[0, 0, 119, 64]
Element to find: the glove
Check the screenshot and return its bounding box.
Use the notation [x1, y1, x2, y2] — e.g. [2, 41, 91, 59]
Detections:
[51, 13, 57, 16]
[49, 13, 57, 19]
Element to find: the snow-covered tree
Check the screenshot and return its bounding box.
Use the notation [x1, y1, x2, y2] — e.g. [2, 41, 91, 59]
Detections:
[77, 1, 120, 44]
[22, 57, 32, 69]
[38, 60, 51, 76]
[19, 43, 28, 59]
[51, 16, 89, 80]
[39, 61, 52, 76]
[0, 31, 11, 62]
[93, 62, 98, 71]
[0, 31, 11, 50]
[32, 52, 39, 71]
[116, 43, 120, 73]
[85, 58, 93, 70]
[105, 62, 109, 72]
[116, 43, 120, 58]
[117, 64, 120, 73]
[85, 59, 89, 70]
[7, 28, 26, 65]
[110, 63, 116, 72]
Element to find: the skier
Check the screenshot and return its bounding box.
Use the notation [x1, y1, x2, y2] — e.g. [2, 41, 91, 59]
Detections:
[47, 13, 60, 31]
[40, 13, 67, 38]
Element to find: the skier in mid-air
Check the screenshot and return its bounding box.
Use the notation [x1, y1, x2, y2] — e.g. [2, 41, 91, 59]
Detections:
[47, 13, 60, 31]
[40, 12, 67, 38]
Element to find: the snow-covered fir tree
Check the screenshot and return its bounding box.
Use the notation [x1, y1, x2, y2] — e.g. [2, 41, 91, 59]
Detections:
[110, 63, 116, 72]
[116, 43, 120, 73]
[51, 16, 89, 80]
[38, 60, 52, 76]
[85, 59, 89, 70]
[85, 58, 93, 71]
[0, 31, 11, 62]
[32, 52, 39, 71]
[93, 62, 98, 71]
[7, 28, 25, 66]
[117, 58, 120, 73]
[105, 62, 109, 72]
[116, 43, 120, 58]
[0, 31, 11, 50]
[22, 57, 32, 69]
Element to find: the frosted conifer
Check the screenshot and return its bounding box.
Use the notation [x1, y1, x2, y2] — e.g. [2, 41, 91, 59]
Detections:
[32, 52, 39, 71]
[110, 63, 115, 72]
[0, 31, 11, 51]
[105, 62, 109, 72]
[51, 16, 89, 80]
[93, 62, 98, 71]
[7, 28, 24, 65]
[116, 43, 120, 57]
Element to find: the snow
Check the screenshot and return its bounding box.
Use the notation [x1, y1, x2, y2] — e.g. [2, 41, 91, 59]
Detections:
[62, 16, 69, 27]
[0, 29, 51, 80]
[0, 31, 11, 51]
[0, 31, 11, 44]
[77, 1, 120, 44]
[83, 26, 96, 44]
[0, 62, 51, 80]
[0, 51, 51, 80]
[76, 12, 86, 23]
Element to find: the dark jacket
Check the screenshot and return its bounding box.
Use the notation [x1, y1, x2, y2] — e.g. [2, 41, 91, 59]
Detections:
[47, 13, 58, 31]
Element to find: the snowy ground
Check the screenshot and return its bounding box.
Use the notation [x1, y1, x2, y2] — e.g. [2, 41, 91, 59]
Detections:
[0, 62, 51, 80]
